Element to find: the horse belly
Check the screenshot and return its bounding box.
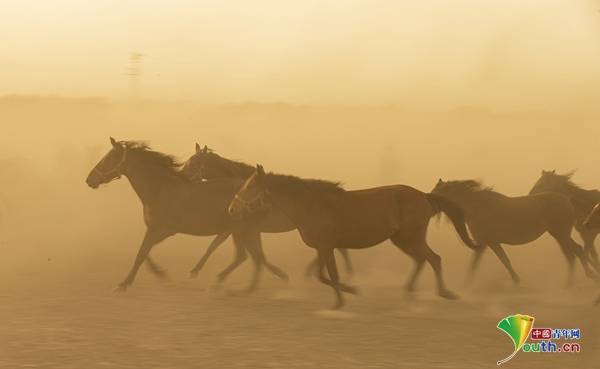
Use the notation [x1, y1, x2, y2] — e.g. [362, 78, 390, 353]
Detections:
[475, 218, 546, 245]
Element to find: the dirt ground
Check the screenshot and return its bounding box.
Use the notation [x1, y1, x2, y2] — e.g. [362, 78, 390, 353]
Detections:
[1, 242, 598, 369]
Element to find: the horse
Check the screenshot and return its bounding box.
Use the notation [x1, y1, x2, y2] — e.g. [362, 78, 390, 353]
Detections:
[583, 204, 600, 306]
[228, 165, 480, 309]
[432, 179, 600, 287]
[530, 170, 600, 263]
[86, 138, 288, 291]
[180, 143, 354, 278]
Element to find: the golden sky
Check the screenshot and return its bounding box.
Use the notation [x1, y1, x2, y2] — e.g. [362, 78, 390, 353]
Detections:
[2, 0, 600, 108]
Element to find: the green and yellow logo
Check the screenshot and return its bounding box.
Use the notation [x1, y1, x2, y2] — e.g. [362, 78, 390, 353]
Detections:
[496, 314, 535, 365]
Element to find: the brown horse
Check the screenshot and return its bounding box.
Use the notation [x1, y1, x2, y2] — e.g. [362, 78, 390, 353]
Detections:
[583, 204, 600, 305]
[85, 138, 287, 291]
[180, 143, 354, 278]
[433, 179, 599, 287]
[228, 165, 480, 309]
[530, 170, 600, 263]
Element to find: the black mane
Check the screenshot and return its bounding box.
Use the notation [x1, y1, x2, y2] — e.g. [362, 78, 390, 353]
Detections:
[204, 151, 255, 178]
[543, 171, 600, 205]
[121, 141, 186, 178]
[265, 173, 345, 196]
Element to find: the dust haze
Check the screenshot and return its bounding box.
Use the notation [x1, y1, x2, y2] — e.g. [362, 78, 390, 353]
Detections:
[1, 1, 600, 368]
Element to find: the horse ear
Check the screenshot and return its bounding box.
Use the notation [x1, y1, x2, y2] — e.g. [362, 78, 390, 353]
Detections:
[202, 145, 209, 153]
[256, 164, 265, 175]
[110, 137, 120, 149]
[551, 169, 556, 174]
[195, 143, 201, 153]
[437, 178, 443, 184]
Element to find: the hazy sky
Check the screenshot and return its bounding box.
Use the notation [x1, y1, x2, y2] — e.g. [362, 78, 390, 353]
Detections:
[2, 0, 600, 108]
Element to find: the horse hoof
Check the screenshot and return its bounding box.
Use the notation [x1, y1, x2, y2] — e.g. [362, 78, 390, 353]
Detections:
[113, 284, 128, 293]
[332, 302, 344, 310]
[345, 285, 359, 295]
[189, 271, 199, 279]
[595, 297, 600, 306]
[154, 270, 169, 281]
[440, 290, 459, 300]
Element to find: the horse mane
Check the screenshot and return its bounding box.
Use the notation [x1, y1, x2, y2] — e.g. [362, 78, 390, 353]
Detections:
[441, 179, 494, 194]
[547, 171, 585, 190]
[120, 140, 186, 179]
[265, 173, 345, 196]
[544, 171, 600, 202]
[203, 151, 256, 178]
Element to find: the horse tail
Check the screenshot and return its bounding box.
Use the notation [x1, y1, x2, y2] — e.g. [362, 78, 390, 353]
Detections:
[426, 193, 481, 250]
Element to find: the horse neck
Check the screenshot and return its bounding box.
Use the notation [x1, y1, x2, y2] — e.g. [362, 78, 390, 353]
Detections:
[444, 191, 488, 213]
[123, 162, 177, 205]
[562, 184, 600, 207]
[217, 158, 255, 179]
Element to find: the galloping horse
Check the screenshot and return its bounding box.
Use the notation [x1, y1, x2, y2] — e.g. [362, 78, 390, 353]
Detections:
[530, 170, 600, 263]
[432, 179, 599, 287]
[86, 138, 287, 291]
[229, 165, 480, 309]
[583, 204, 600, 305]
[180, 143, 354, 278]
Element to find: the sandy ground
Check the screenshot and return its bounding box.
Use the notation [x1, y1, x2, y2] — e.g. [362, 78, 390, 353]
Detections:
[1, 245, 598, 369]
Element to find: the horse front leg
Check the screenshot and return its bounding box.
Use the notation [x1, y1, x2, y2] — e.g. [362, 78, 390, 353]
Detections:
[189, 231, 231, 278]
[115, 228, 172, 292]
[145, 255, 169, 280]
[337, 248, 354, 276]
[317, 248, 358, 310]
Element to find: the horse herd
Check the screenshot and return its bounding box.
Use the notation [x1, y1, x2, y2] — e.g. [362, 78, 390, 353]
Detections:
[85, 138, 600, 309]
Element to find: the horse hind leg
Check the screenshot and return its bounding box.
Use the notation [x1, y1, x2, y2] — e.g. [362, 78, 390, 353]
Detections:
[422, 244, 459, 300]
[551, 232, 598, 286]
[391, 232, 458, 300]
[488, 243, 520, 285]
[581, 230, 600, 268]
[464, 247, 486, 287]
[389, 236, 426, 293]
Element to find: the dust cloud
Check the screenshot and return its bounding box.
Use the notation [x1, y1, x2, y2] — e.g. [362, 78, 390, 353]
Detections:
[1, 1, 600, 368]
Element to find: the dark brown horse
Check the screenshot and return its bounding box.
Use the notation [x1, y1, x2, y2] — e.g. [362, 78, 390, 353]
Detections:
[433, 179, 599, 287]
[228, 165, 480, 309]
[530, 170, 600, 263]
[181, 144, 354, 278]
[85, 138, 287, 291]
[583, 204, 600, 305]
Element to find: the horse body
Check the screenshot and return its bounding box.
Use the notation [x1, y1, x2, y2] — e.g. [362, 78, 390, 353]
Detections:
[181, 144, 353, 279]
[462, 191, 577, 245]
[432, 179, 598, 286]
[229, 166, 479, 309]
[530, 170, 600, 262]
[290, 186, 432, 249]
[86, 139, 287, 291]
